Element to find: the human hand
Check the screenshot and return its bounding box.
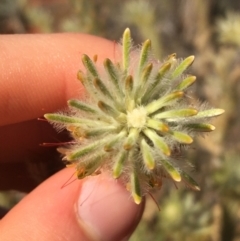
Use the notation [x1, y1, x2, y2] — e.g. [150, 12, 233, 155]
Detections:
[0, 33, 144, 241]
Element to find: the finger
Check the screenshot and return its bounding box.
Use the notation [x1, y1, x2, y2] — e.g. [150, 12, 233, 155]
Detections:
[0, 169, 144, 241]
[0, 118, 67, 191]
[0, 33, 115, 126]
[0, 33, 115, 185]
[0, 119, 64, 163]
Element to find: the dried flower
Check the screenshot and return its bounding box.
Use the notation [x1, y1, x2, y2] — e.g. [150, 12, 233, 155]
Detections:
[44, 28, 224, 204]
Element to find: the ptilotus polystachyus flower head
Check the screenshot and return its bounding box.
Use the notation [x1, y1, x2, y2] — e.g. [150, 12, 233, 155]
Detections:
[44, 28, 224, 204]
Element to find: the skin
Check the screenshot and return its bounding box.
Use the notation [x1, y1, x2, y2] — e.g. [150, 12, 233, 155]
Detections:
[0, 33, 144, 241]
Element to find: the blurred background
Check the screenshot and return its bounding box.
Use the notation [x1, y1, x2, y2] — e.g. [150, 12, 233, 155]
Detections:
[0, 0, 240, 240]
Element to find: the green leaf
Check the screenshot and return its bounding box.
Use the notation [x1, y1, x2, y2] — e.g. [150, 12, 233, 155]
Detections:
[196, 109, 225, 118]
[130, 170, 142, 204]
[142, 62, 171, 102]
[76, 154, 104, 179]
[171, 131, 193, 144]
[154, 108, 198, 119]
[143, 129, 170, 156]
[181, 171, 200, 191]
[141, 139, 155, 170]
[82, 54, 99, 78]
[135, 63, 153, 103]
[186, 123, 215, 132]
[68, 142, 100, 160]
[93, 77, 113, 100]
[98, 101, 120, 118]
[138, 39, 151, 71]
[146, 91, 184, 114]
[44, 114, 82, 124]
[176, 75, 196, 90]
[171, 56, 195, 79]
[124, 128, 139, 150]
[113, 150, 128, 178]
[161, 159, 181, 182]
[124, 75, 134, 96]
[122, 28, 131, 72]
[104, 58, 123, 96]
[68, 99, 99, 114]
[82, 126, 117, 138]
[104, 130, 127, 152]
[146, 118, 169, 132]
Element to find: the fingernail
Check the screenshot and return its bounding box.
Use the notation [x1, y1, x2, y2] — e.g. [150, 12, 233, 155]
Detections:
[75, 173, 144, 241]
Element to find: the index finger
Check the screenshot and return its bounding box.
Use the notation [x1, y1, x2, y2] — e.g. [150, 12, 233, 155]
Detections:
[0, 33, 115, 126]
[0, 34, 115, 190]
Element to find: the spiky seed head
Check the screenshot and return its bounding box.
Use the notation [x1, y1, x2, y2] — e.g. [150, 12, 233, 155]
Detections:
[44, 28, 224, 204]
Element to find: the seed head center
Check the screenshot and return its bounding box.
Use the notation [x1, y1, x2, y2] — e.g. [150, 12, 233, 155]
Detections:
[127, 107, 147, 128]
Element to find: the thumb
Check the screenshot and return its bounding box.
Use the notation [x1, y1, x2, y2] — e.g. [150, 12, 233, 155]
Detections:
[0, 168, 144, 241]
